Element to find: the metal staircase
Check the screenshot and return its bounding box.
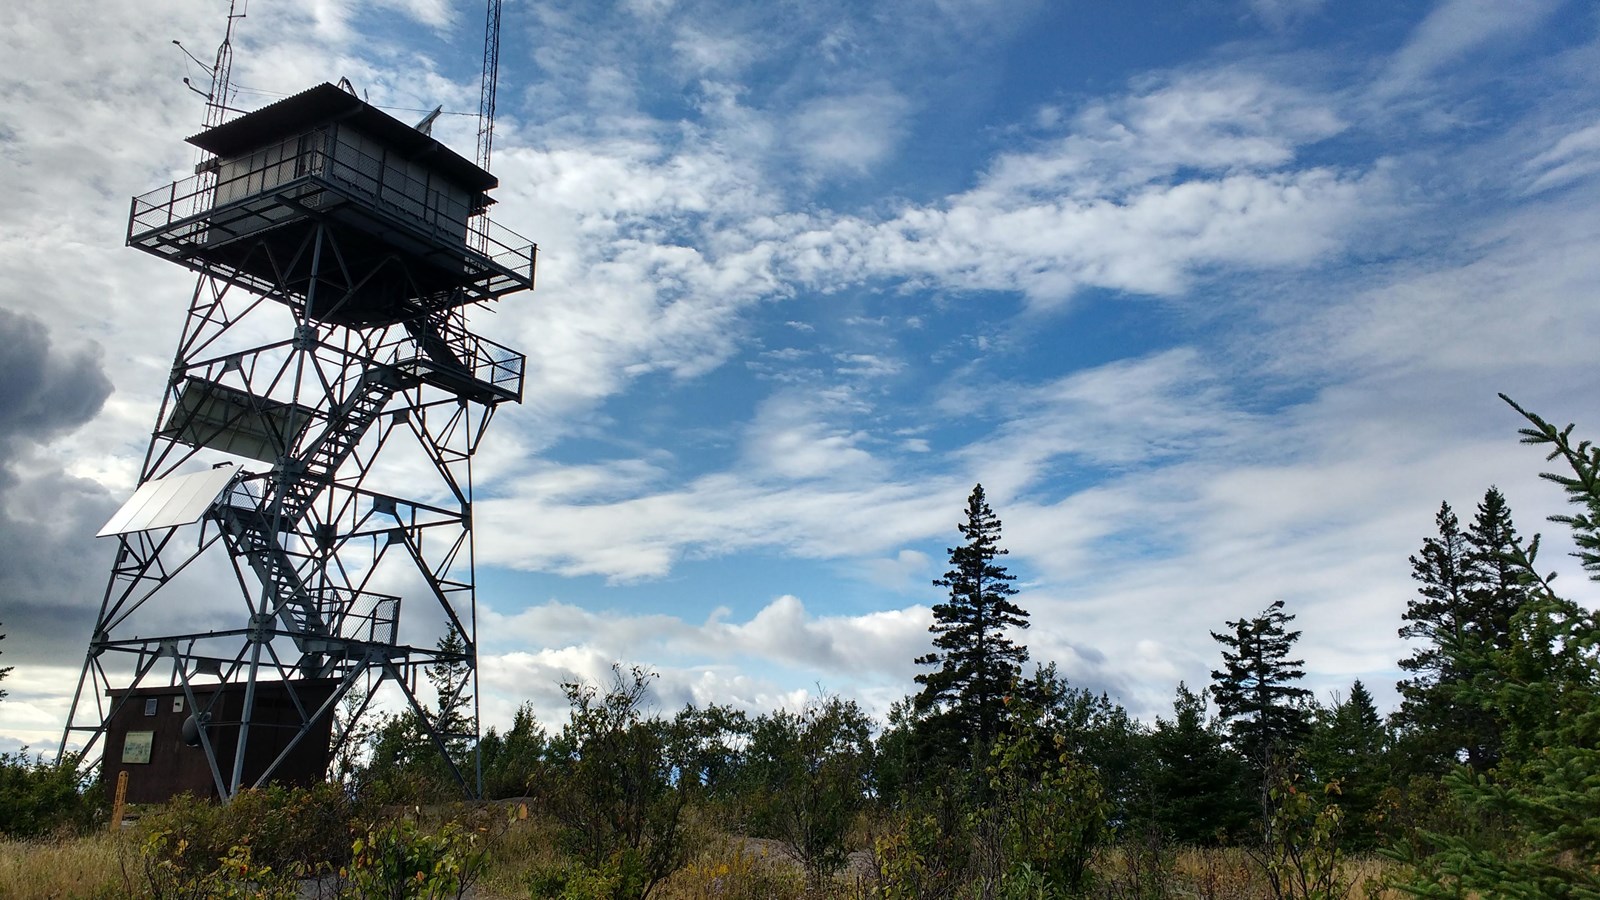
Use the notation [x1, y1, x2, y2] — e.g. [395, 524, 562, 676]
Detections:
[211, 363, 408, 673]
[215, 501, 324, 641]
[273, 364, 406, 530]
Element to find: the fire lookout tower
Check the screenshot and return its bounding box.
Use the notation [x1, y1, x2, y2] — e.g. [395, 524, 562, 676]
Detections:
[61, 82, 535, 800]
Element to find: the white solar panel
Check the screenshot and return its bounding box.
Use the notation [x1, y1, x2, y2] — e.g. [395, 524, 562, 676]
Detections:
[97, 466, 240, 536]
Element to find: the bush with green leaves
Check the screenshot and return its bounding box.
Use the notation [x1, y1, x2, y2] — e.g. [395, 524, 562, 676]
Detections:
[984, 712, 1110, 898]
[0, 749, 101, 837]
[135, 783, 361, 886]
[136, 833, 302, 900]
[1252, 765, 1348, 900]
[541, 665, 695, 898]
[347, 817, 488, 900]
[871, 698, 1111, 899]
[742, 695, 874, 890]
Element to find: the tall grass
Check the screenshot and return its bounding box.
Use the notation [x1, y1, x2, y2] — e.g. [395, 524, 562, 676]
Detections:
[0, 821, 1406, 900]
[0, 833, 125, 900]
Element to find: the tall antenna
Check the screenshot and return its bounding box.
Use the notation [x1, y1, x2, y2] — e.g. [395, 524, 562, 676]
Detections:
[205, 0, 248, 129]
[476, 0, 503, 173]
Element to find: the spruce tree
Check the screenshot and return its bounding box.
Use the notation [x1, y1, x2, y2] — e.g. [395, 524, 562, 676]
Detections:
[427, 627, 474, 744]
[1390, 397, 1600, 895]
[1394, 501, 1474, 769]
[1209, 600, 1312, 768]
[915, 483, 1030, 751]
[1149, 682, 1252, 844]
[1395, 487, 1529, 771]
[1305, 680, 1388, 848]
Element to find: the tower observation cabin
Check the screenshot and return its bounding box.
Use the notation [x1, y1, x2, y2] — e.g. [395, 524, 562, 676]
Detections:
[65, 82, 536, 801]
[132, 82, 534, 332]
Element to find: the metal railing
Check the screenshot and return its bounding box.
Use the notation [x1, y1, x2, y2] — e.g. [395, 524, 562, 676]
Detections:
[425, 314, 525, 397]
[128, 133, 536, 288]
[337, 590, 400, 646]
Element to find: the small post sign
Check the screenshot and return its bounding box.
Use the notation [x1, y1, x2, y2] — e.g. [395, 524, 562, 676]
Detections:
[110, 770, 129, 832]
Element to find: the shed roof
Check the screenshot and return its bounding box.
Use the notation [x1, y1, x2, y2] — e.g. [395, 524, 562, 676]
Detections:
[188, 83, 497, 192]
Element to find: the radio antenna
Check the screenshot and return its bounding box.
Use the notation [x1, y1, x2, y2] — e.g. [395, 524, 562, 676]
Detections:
[176, 0, 246, 130]
[476, 0, 503, 173]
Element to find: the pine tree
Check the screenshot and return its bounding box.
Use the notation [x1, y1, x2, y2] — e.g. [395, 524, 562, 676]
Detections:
[1464, 488, 1527, 645]
[1209, 600, 1312, 768]
[427, 627, 474, 745]
[1149, 682, 1252, 844]
[1395, 487, 1529, 771]
[915, 483, 1030, 750]
[1304, 680, 1388, 848]
[1394, 501, 1474, 770]
[1390, 397, 1600, 895]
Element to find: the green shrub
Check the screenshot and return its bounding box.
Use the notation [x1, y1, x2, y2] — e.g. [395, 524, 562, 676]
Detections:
[136, 782, 361, 884]
[0, 750, 101, 838]
[136, 835, 301, 900]
[543, 666, 695, 898]
[347, 817, 489, 900]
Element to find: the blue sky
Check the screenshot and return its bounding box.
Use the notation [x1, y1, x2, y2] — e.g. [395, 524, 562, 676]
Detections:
[4, 0, 1600, 750]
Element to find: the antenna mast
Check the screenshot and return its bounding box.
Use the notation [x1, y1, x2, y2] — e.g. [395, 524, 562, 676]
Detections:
[476, 0, 503, 173]
[205, 0, 247, 129]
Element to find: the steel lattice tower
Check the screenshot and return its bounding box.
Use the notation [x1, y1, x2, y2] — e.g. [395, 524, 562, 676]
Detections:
[61, 83, 535, 800]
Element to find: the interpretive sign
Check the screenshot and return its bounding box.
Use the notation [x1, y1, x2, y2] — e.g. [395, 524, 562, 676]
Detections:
[122, 731, 154, 764]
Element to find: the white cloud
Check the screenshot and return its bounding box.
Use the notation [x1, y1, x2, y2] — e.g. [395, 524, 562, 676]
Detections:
[1524, 120, 1600, 193]
[6, 0, 1600, 749]
[743, 389, 882, 481]
[788, 88, 913, 176]
[368, 0, 455, 30]
[851, 168, 1375, 307]
[1379, 0, 1565, 96]
[671, 27, 758, 77]
[474, 593, 932, 725]
[861, 549, 934, 592]
[991, 70, 1346, 199]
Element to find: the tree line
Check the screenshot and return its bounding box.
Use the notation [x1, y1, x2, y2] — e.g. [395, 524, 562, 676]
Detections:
[327, 397, 1598, 897]
[3, 397, 1596, 898]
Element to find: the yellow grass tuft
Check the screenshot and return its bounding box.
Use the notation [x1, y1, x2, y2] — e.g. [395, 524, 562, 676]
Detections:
[0, 834, 126, 900]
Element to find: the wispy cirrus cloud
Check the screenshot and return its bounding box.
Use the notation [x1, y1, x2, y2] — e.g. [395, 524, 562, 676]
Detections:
[1378, 0, 1567, 97]
[6, 0, 1600, 751]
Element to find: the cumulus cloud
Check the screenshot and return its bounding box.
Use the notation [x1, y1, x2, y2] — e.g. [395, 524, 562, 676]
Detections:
[0, 311, 117, 674]
[475, 593, 932, 724]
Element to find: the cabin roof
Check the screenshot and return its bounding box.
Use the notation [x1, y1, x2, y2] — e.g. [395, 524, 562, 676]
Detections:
[187, 82, 497, 192]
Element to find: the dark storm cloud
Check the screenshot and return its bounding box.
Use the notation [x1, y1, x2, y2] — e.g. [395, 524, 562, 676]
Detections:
[0, 308, 114, 449]
[0, 309, 117, 665]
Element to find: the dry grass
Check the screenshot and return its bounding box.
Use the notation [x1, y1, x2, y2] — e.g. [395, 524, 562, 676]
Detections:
[1164, 846, 1407, 900]
[0, 833, 127, 900]
[473, 813, 565, 898]
[0, 820, 1410, 900]
[655, 836, 807, 899]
